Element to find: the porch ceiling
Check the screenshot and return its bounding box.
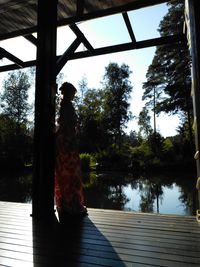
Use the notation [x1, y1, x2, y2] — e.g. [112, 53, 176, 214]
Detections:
[0, 0, 185, 72]
[0, 0, 169, 40]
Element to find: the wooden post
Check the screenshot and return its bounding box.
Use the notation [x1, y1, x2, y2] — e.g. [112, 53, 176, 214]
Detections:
[32, 0, 57, 219]
[185, 0, 200, 218]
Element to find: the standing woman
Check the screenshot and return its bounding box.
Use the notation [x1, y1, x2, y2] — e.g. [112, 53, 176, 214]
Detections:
[55, 82, 87, 222]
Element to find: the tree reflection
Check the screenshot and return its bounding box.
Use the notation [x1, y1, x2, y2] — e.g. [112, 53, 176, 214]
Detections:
[174, 173, 197, 215]
[0, 169, 196, 215]
[84, 172, 130, 210]
[136, 176, 163, 213]
[133, 171, 196, 215]
[0, 170, 32, 202]
[80, 170, 197, 215]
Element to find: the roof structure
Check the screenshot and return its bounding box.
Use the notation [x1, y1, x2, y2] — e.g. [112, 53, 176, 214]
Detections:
[0, 0, 185, 73]
[0, 0, 170, 39]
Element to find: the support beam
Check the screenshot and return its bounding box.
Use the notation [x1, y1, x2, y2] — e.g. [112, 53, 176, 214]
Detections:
[24, 34, 37, 46]
[69, 24, 94, 53]
[56, 37, 81, 75]
[76, 0, 85, 17]
[0, 34, 185, 73]
[68, 34, 186, 60]
[122, 12, 136, 43]
[0, 47, 24, 67]
[32, 0, 57, 220]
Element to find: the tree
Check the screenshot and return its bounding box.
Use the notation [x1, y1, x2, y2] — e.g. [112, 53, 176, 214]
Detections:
[127, 130, 139, 147]
[1, 70, 31, 134]
[0, 70, 32, 168]
[138, 107, 153, 138]
[102, 62, 133, 148]
[77, 87, 108, 152]
[78, 75, 88, 105]
[142, 0, 193, 142]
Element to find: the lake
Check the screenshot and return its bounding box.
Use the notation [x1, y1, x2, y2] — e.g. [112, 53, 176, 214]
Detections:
[0, 169, 198, 216]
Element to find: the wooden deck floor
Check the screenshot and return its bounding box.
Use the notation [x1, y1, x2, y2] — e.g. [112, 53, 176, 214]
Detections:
[0, 201, 199, 267]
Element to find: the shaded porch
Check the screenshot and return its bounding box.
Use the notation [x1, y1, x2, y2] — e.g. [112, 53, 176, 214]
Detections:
[0, 201, 199, 266]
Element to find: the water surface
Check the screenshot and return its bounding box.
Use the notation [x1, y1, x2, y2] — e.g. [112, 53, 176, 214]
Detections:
[83, 171, 197, 215]
[0, 170, 197, 215]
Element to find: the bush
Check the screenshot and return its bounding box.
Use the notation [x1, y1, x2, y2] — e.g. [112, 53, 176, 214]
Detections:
[80, 153, 94, 171]
[95, 148, 131, 171]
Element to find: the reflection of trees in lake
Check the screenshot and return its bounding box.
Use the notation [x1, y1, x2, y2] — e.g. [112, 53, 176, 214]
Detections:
[83, 172, 130, 210]
[174, 174, 197, 215]
[135, 176, 164, 213]
[107, 184, 129, 210]
[0, 171, 32, 202]
[0, 169, 196, 215]
[133, 172, 196, 215]
[83, 171, 196, 214]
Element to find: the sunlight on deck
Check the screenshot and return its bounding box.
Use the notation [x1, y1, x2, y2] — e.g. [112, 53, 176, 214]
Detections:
[0, 201, 199, 266]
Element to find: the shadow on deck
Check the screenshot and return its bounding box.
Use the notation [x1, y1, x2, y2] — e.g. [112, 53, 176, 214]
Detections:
[31, 215, 126, 267]
[0, 201, 199, 266]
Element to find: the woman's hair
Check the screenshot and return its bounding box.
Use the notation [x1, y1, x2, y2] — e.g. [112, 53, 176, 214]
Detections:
[59, 82, 77, 97]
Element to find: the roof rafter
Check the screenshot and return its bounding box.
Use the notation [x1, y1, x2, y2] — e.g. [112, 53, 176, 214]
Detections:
[122, 12, 136, 43]
[0, 0, 170, 41]
[69, 24, 94, 54]
[0, 47, 24, 67]
[0, 33, 186, 73]
[57, 0, 170, 29]
[68, 34, 186, 60]
[56, 37, 81, 75]
[24, 34, 37, 46]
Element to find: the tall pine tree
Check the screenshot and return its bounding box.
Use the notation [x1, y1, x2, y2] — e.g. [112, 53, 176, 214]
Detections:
[142, 0, 193, 141]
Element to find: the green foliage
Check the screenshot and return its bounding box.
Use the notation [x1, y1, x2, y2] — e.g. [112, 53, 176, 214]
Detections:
[163, 137, 173, 151]
[0, 113, 33, 169]
[95, 146, 131, 171]
[80, 153, 96, 171]
[147, 132, 164, 156]
[77, 88, 109, 152]
[102, 62, 133, 147]
[1, 70, 31, 129]
[127, 130, 139, 147]
[0, 70, 33, 169]
[80, 153, 91, 171]
[130, 141, 164, 171]
[82, 171, 97, 188]
[75, 54, 194, 171]
[138, 0, 194, 166]
[78, 75, 88, 104]
[130, 132, 165, 169]
[131, 142, 153, 164]
[161, 137, 176, 162]
[76, 62, 133, 153]
[138, 107, 153, 137]
[142, 0, 193, 144]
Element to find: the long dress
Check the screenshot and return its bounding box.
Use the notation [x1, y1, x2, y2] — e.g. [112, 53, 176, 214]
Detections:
[55, 98, 85, 217]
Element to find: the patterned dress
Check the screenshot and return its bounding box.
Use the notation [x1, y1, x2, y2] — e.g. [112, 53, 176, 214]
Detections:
[55, 98, 85, 216]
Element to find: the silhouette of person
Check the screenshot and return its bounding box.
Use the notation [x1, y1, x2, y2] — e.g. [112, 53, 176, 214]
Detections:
[55, 82, 87, 222]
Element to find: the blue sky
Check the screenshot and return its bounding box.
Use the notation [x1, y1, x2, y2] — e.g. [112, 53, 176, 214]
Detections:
[0, 2, 179, 137]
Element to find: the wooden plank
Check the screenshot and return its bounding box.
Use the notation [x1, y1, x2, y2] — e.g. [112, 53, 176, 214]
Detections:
[0, 201, 199, 267]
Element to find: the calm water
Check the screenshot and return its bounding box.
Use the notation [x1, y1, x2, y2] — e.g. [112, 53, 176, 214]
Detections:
[0, 170, 197, 215]
[83, 171, 197, 215]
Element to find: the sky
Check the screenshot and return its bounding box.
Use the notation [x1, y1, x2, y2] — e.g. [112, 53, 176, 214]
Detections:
[0, 2, 180, 137]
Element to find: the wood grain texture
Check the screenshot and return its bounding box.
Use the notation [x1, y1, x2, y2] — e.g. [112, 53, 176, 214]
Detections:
[0, 201, 199, 266]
